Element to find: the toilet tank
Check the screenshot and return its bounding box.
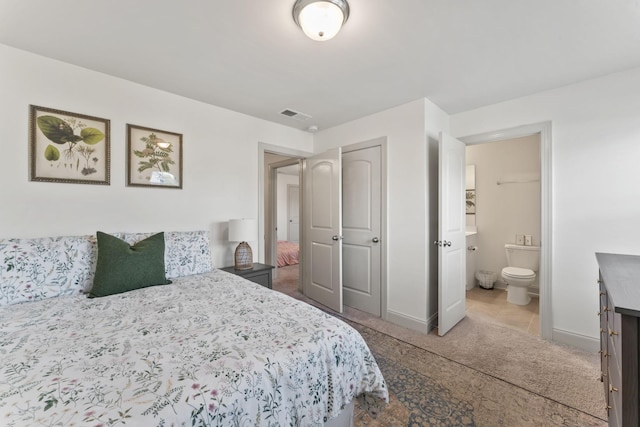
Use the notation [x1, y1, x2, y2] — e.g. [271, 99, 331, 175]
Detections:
[504, 244, 540, 271]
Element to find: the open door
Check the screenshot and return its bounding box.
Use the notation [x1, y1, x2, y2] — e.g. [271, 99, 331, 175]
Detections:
[303, 147, 343, 313]
[437, 132, 466, 335]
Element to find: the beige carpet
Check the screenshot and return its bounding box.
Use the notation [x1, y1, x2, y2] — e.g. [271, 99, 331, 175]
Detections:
[273, 265, 607, 426]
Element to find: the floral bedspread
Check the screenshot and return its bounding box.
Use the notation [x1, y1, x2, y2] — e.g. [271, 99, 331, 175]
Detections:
[0, 270, 387, 426]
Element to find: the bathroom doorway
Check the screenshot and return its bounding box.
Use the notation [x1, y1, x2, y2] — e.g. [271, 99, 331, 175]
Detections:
[464, 133, 542, 336]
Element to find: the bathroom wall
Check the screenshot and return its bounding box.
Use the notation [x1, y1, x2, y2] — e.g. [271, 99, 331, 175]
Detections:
[466, 135, 541, 289]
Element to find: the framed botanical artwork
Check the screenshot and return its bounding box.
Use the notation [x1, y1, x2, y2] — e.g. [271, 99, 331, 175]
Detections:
[29, 105, 110, 185]
[127, 124, 182, 189]
[466, 189, 476, 214]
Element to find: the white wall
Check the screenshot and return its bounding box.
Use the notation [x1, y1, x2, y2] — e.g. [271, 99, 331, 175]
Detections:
[451, 66, 640, 346]
[466, 135, 541, 289]
[0, 44, 313, 267]
[276, 172, 299, 241]
[315, 98, 450, 331]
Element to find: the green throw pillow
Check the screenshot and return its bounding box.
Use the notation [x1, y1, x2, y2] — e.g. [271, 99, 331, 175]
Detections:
[89, 231, 170, 298]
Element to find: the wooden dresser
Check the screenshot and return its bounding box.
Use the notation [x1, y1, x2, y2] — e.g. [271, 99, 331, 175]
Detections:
[596, 253, 640, 427]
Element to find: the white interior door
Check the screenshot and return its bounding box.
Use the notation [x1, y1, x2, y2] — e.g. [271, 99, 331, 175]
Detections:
[438, 132, 466, 336]
[287, 185, 300, 243]
[342, 146, 381, 316]
[303, 147, 343, 313]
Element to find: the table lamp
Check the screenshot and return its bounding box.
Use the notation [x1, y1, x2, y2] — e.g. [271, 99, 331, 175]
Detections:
[229, 218, 257, 270]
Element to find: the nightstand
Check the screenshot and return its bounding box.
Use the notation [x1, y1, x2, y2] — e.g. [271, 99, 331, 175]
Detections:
[220, 263, 275, 289]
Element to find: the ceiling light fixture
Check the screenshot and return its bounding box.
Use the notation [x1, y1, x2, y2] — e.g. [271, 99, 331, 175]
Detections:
[293, 0, 350, 42]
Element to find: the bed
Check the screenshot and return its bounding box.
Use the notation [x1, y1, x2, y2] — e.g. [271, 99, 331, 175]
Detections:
[277, 240, 300, 267]
[0, 231, 387, 426]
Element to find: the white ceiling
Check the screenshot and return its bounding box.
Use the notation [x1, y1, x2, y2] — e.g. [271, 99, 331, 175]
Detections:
[1, 0, 640, 131]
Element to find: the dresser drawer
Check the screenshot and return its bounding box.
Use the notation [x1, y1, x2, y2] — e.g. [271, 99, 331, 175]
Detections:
[607, 312, 622, 373]
[608, 361, 622, 427]
[599, 280, 609, 339]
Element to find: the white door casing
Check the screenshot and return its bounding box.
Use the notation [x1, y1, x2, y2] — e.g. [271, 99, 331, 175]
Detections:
[303, 147, 343, 313]
[438, 132, 466, 336]
[342, 146, 382, 316]
[287, 184, 300, 243]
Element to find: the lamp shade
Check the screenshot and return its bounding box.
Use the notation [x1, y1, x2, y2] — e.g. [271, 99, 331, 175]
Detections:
[293, 0, 349, 41]
[229, 219, 257, 242]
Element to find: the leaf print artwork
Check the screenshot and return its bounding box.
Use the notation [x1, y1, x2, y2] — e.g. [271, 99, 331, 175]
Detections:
[134, 133, 175, 176]
[36, 115, 104, 174]
[127, 124, 182, 188]
[29, 105, 110, 185]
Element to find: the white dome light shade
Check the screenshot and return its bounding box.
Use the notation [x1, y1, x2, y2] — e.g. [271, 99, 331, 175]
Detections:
[293, 0, 350, 41]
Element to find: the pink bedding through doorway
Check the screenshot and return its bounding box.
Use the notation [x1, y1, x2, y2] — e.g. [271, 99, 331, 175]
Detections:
[277, 240, 299, 267]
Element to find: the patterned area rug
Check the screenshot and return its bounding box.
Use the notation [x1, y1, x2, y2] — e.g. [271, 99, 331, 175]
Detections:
[349, 321, 606, 427]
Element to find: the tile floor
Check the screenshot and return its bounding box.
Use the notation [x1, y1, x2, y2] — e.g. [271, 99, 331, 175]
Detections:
[466, 287, 540, 335]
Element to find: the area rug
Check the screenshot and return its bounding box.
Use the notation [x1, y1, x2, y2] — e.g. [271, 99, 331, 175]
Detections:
[350, 322, 606, 427]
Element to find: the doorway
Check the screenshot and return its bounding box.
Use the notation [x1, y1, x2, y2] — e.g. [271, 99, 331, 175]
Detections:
[259, 139, 387, 319]
[263, 152, 303, 286]
[464, 134, 541, 336]
[459, 122, 552, 340]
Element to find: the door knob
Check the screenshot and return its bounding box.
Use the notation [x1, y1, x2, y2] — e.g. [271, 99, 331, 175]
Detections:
[372, 237, 380, 243]
[433, 240, 442, 246]
[443, 241, 452, 247]
[332, 235, 343, 241]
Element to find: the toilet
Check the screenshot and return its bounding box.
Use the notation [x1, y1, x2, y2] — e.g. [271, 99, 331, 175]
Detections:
[501, 244, 539, 305]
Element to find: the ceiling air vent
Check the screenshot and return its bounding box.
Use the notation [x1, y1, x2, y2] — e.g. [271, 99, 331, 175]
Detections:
[280, 108, 312, 122]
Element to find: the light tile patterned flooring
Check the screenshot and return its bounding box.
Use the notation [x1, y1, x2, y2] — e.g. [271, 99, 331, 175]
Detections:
[466, 287, 540, 336]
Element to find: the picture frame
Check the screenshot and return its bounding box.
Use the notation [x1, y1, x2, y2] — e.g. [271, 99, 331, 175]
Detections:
[466, 189, 476, 214]
[29, 105, 110, 185]
[127, 124, 183, 189]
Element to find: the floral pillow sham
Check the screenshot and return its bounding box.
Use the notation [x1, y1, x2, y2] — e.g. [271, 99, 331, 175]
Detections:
[0, 235, 94, 306]
[118, 230, 212, 279]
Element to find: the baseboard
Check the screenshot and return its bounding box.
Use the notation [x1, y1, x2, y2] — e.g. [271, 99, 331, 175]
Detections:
[552, 328, 599, 352]
[386, 309, 429, 334]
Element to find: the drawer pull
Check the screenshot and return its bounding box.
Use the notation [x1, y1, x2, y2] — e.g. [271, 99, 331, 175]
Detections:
[605, 404, 611, 411]
[609, 329, 619, 336]
[609, 384, 619, 393]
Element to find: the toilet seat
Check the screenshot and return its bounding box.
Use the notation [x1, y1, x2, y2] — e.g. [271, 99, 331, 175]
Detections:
[502, 266, 535, 279]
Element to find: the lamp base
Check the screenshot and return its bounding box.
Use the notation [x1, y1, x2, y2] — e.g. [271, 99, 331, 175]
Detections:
[234, 241, 253, 270]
